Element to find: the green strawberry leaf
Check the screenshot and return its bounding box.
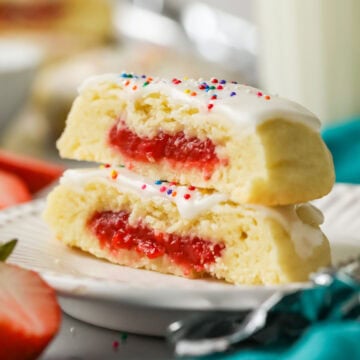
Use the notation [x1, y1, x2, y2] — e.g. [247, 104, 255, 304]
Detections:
[0, 239, 18, 261]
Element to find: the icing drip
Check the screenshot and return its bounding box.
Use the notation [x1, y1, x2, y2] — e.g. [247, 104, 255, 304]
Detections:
[245, 204, 324, 259]
[78, 73, 321, 132]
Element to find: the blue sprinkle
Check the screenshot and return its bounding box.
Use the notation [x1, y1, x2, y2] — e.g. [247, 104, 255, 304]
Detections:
[155, 180, 162, 185]
[230, 91, 236, 96]
[120, 72, 128, 78]
[167, 189, 173, 195]
[220, 79, 226, 84]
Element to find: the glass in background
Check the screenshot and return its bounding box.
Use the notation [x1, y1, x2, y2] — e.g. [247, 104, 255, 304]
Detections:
[256, 0, 360, 125]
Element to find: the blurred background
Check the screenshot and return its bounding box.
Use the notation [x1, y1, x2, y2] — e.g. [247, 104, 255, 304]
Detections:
[0, 0, 359, 206]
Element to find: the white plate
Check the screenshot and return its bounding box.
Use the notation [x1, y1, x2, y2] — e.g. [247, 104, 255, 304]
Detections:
[1, 184, 359, 336]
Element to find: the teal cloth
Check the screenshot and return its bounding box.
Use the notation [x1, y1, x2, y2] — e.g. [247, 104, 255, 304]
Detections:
[322, 118, 360, 184]
[204, 322, 360, 360]
[199, 275, 360, 360]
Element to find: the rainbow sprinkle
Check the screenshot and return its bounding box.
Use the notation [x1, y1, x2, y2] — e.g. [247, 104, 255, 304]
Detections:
[116, 72, 273, 114]
[110, 170, 118, 179]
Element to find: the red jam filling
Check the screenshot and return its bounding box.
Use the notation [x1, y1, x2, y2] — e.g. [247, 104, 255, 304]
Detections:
[88, 210, 225, 274]
[108, 121, 221, 177]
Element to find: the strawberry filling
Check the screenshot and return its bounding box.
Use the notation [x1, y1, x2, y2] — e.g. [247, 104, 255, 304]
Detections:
[88, 210, 225, 274]
[108, 121, 221, 177]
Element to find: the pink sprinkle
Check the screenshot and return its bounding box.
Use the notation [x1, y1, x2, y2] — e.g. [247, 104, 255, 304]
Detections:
[257, 91, 263, 97]
[160, 186, 167, 192]
[184, 193, 191, 200]
[141, 184, 147, 190]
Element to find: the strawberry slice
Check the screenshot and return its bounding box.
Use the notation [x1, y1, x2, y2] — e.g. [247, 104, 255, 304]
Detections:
[0, 150, 64, 194]
[0, 262, 61, 360]
[0, 170, 32, 209]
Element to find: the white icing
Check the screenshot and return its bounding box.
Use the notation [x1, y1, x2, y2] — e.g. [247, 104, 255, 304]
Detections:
[60, 167, 324, 259]
[78, 73, 321, 132]
[245, 203, 324, 259]
[60, 167, 228, 220]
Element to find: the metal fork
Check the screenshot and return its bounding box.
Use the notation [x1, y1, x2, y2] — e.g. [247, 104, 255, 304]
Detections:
[167, 257, 360, 357]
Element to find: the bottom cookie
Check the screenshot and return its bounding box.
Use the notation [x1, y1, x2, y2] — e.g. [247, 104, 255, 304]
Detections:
[43, 167, 331, 285]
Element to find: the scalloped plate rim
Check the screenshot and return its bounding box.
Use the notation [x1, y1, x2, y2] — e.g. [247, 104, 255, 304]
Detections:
[1, 183, 359, 311]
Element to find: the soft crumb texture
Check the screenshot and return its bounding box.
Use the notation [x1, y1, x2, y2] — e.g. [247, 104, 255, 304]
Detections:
[43, 180, 331, 285]
[57, 81, 335, 205]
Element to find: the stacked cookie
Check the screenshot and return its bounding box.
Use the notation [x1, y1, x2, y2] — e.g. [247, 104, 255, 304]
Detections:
[44, 73, 334, 284]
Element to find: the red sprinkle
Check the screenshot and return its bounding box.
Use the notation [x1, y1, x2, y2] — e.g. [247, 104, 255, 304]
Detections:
[211, 78, 218, 84]
[104, 164, 111, 168]
[184, 193, 191, 200]
[188, 185, 196, 191]
[112, 340, 119, 350]
[217, 85, 223, 90]
[264, 95, 271, 100]
[207, 103, 214, 110]
[257, 91, 263, 97]
[141, 184, 147, 190]
[211, 95, 217, 100]
[199, 84, 206, 90]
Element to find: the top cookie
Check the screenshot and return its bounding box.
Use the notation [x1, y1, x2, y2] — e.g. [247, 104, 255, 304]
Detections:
[57, 72, 334, 205]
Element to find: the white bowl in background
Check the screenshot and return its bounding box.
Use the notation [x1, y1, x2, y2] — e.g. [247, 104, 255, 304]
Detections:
[0, 39, 42, 131]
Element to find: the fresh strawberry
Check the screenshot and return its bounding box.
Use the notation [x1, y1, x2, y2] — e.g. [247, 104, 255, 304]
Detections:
[0, 240, 61, 360]
[0, 150, 64, 194]
[0, 170, 32, 209]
